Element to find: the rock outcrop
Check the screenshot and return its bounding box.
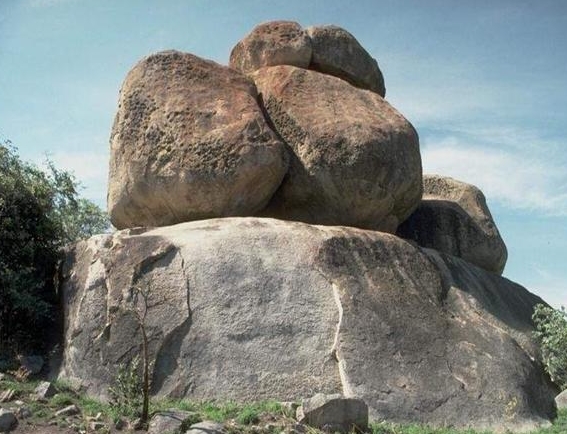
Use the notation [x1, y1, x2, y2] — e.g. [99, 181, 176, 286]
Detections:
[253, 65, 421, 233]
[58, 218, 555, 432]
[64, 19, 557, 434]
[229, 21, 312, 74]
[108, 50, 287, 229]
[397, 175, 508, 274]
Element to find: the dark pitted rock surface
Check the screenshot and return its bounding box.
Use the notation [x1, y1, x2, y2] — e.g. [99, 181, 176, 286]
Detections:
[229, 21, 312, 74]
[252, 65, 421, 233]
[108, 50, 287, 229]
[397, 175, 508, 274]
[307, 25, 385, 96]
[58, 217, 555, 432]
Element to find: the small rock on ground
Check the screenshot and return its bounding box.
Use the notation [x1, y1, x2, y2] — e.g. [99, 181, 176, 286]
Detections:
[185, 420, 225, 434]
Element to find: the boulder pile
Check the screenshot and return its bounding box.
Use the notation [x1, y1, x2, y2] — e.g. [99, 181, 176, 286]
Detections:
[57, 21, 558, 432]
[107, 21, 420, 233]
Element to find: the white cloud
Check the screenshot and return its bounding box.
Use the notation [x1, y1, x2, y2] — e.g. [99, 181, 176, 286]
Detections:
[421, 129, 567, 216]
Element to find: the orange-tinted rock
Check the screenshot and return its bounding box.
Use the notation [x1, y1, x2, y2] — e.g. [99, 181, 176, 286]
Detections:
[229, 21, 312, 74]
[253, 65, 421, 233]
[307, 25, 385, 96]
[108, 50, 287, 229]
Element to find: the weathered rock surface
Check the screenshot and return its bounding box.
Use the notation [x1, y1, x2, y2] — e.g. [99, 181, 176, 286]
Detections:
[108, 50, 287, 229]
[58, 217, 554, 431]
[35, 381, 57, 399]
[556, 389, 567, 409]
[186, 421, 225, 434]
[296, 393, 368, 433]
[397, 175, 508, 274]
[253, 66, 421, 232]
[307, 25, 385, 96]
[229, 21, 312, 74]
[148, 409, 196, 434]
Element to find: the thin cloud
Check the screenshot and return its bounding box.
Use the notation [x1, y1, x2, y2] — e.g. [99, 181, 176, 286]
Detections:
[421, 130, 567, 216]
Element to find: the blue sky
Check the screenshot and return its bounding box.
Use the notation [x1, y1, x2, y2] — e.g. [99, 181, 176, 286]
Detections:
[1, 0, 566, 307]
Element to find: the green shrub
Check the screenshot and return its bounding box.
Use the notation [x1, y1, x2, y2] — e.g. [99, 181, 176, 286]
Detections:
[108, 355, 143, 418]
[236, 406, 260, 425]
[0, 140, 109, 354]
[532, 303, 567, 389]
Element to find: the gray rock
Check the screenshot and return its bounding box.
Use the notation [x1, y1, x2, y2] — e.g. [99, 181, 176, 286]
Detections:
[397, 175, 508, 274]
[556, 389, 567, 409]
[307, 25, 385, 96]
[148, 409, 198, 434]
[18, 355, 43, 374]
[16, 406, 32, 419]
[54, 404, 79, 417]
[185, 420, 225, 434]
[35, 381, 57, 399]
[253, 66, 422, 233]
[296, 393, 368, 433]
[0, 409, 16, 432]
[108, 50, 287, 229]
[230, 21, 312, 74]
[57, 217, 554, 431]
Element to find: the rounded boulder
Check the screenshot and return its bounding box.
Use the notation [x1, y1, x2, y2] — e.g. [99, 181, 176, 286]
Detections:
[397, 175, 508, 274]
[306, 25, 386, 96]
[108, 50, 287, 229]
[229, 21, 312, 74]
[253, 65, 422, 233]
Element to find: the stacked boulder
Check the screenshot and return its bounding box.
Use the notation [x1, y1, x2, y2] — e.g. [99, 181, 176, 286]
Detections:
[57, 21, 558, 433]
[108, 21, 421, 233]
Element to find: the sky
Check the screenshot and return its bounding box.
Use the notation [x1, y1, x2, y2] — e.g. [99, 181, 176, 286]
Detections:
[1, 0, 566, 308]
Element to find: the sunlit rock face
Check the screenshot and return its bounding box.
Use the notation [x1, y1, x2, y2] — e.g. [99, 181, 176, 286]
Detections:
[59, 218, 555, 432]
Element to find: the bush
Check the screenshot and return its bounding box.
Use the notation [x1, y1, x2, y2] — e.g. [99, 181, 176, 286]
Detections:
[532, 303, 567, 390]
[108, 355, 143, 418]
[0, 140, 109, 353]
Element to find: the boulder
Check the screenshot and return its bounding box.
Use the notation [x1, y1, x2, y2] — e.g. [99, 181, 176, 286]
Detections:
[252, 66, 421, 233]
[185, 421, 225, 434]
[397, 175, 508, 274]
[58, 217, 555, 432]
[35, 381, 57, 399]
[108, 50, 287, 229]
[229, 21, 312, 74]
[556, 389, 567, 409]
[296, 393, 368, 433]
[148, 409, 198, 434]
[17, 355, 43, 374]
[0, 409, 16, 432]
[306, 25, 385, 96]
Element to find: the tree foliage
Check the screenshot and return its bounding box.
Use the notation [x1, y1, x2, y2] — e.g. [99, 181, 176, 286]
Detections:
[0, 140, 109, 353]
[532, 303, 567, 390]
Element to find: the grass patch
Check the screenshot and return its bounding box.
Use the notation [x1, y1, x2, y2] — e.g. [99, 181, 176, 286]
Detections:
[236, 406, 260, 425]
[49, 392, 75, 407]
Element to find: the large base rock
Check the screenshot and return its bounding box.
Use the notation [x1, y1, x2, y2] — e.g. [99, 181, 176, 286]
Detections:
[58, 218, 555, 432]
